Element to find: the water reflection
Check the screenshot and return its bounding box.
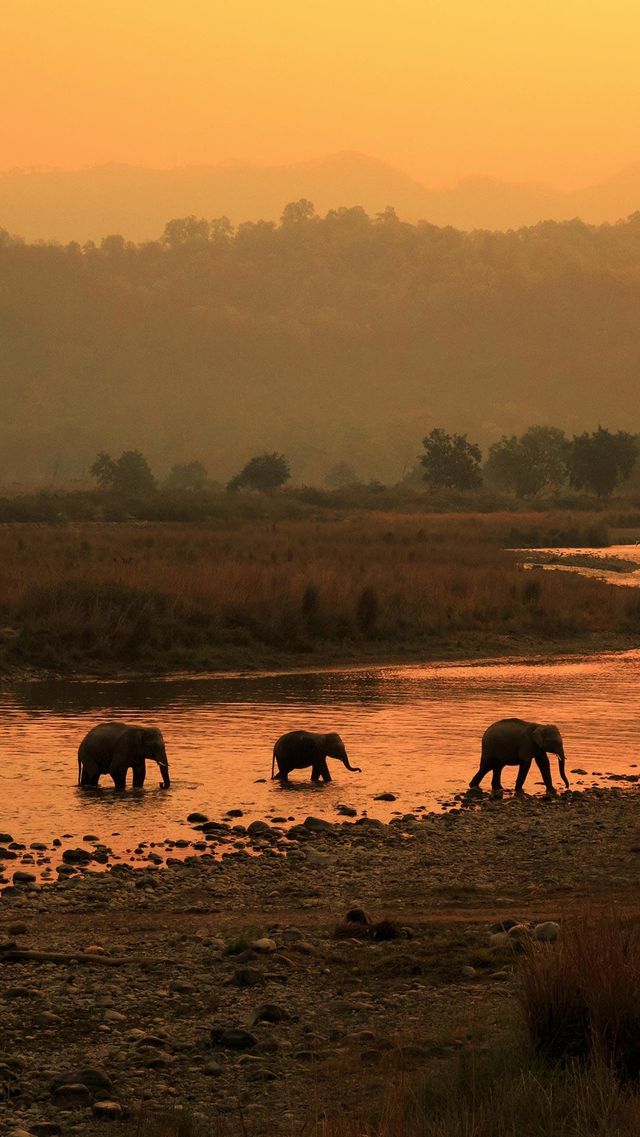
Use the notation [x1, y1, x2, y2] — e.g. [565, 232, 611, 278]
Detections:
[1, 650, 640, 851]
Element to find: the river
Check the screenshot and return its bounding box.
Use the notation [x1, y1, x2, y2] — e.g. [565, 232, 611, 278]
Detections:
[1, 650, 640, 856]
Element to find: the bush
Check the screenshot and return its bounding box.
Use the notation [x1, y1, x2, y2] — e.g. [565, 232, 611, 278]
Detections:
[519, 909, 640, 1083]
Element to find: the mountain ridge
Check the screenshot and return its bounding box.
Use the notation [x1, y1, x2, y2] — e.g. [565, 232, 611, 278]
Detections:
[1, 151, 640, 242]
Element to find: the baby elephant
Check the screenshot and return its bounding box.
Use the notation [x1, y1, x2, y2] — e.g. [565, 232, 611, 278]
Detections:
[469, 718, 568, 795]
[78, 722, 170, 790]
[271, 730, 361, 783]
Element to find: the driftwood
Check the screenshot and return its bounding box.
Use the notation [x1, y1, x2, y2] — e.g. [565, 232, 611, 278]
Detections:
[0, 948, 160, 966]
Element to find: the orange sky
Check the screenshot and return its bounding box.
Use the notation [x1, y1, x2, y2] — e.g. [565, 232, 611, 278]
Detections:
[3, 0, 640, 188]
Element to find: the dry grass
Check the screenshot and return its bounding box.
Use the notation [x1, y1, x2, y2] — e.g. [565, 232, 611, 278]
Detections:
[519, 908, 640, 1082]
[0, 511, 638, 671]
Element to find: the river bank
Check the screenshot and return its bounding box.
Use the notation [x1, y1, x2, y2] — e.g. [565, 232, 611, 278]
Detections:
[1, 514, 639, 679]
[2, 786, 639, 1136]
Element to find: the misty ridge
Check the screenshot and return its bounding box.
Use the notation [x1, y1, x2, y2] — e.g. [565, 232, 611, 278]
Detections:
[3, 200, 640, 487]
[5, 152, 640, 240]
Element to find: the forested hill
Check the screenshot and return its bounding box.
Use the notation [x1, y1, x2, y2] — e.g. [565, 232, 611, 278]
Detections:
[2, 207, 640, 485]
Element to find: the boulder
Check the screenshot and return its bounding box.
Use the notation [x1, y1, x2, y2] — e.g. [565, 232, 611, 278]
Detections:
[534, 921, 560, 943]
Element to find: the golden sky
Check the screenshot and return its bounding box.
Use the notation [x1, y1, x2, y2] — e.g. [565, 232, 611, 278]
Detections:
[3, 0, 640, 188]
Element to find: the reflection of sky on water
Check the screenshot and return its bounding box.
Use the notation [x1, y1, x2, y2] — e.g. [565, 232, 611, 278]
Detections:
[1, 650, 640, 850]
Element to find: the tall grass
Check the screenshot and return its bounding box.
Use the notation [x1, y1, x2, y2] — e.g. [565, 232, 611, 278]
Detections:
[519, 909, 640, 1083]
[0, 512, 637, 671]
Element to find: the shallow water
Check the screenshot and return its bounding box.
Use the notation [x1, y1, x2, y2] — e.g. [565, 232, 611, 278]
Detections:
[1, 650, 640, 855]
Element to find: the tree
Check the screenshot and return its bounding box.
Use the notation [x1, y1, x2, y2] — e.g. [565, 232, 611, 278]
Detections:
[485, 426, 568, 497]
[325, 461, 360, 489]
[280, 200, 317, 226]
[566, 427, 638, 497]
[91, 450, 155, 493]
[90, 451, 117, 489]
[227, 453, 291, 492]
[420, 429, 482, 491]
[162, 216, 210, 247]
[165, 461, 209, 492]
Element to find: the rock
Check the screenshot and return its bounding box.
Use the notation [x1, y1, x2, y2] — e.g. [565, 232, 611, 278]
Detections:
[534, 921, 560, 943]
[461, 965, 477, 978]
[247, 821, 272, 838]
[52, 1082, 93, 1105]
[337, 804, 357, 817]
[488, 932, 511, 949]
[30, 1126, 62, 1137]
[62, 847, 92, 864]
[252, 937, 277, 953]
[203, 1060, 224, 1076]
[187, 812, 209, 823]
[169, 979, 196, 993]
[226, 809, 244, 817]
[12, 870, 36, 884]
[0, 847, 18, 859]
[0, 833, 14, 843]
[50, 1067, 113, 1093]
[103, 1009, 127, 1023]
[302, 816, 334, 833]
[92, 1101, 124, 1119]
[492, 970, 510, 981]
[7, 922, 29, 935]
[488, 918, 521, 933]
[250, 1003, 289, 1026]
[374, 793, 397, 801]
[6, 986, 34, 998]
[233, 966, 264, 987]
[211, 1028, 258, 1050]
[507, 924, 532, 940]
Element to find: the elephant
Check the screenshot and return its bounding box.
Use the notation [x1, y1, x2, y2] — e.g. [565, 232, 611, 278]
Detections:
[469, 718, 568, 795]
[271, 730, 361, 783]
[77, 722, 170, 790]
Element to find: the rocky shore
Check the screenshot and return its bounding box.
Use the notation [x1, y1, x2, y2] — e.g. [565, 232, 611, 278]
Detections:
[2, 787, 639, 1136]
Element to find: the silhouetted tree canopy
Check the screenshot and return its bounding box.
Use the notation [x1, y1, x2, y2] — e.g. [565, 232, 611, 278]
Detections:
[485, 426, 568, 497]
[227, 452, 291, 492]
[90, 450, 156, 494]
[165, 461, 209, 491]
[566, 427, 638, 497]
[420, 429, 482, 490]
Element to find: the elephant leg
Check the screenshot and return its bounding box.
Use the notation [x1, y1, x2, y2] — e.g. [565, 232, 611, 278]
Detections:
[515, 759, 532, 793]
[111, 769, 127, 791]
[534, 753, 556, 794]
[80, 766, 99, 788]
[132, 763, 146, 788]
[469, 757, 491, 787]
[490, 764, 504, 792]
[311, 758, 331, 782]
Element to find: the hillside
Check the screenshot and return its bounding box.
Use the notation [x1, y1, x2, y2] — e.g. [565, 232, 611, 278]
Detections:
[2, 209, 640, 484]
[2, 154, 640, 244]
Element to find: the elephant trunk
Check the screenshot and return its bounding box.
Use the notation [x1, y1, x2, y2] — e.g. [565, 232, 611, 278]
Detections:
[155, 748, 171, 788]
[341, 754, 362, 774]
[557, 748, 569, 788]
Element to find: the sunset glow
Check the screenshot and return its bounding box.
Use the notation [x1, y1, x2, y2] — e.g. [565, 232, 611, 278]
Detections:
[4, 0, 640, 187]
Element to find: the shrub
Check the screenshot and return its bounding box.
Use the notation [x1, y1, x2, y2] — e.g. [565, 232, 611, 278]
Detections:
[519, 909, 640, 1083]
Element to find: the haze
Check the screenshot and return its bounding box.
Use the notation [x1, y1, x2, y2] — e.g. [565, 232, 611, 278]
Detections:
[4, 0, 640, 189]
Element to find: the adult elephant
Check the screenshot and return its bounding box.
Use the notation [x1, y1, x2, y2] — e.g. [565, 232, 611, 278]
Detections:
[469, 718, 568, 795]
[271, 731, 361, 783]
[77, 722, 170, 790]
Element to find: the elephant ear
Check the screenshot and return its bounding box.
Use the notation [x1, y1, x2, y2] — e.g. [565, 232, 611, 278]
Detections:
[532, 726, 546, 748]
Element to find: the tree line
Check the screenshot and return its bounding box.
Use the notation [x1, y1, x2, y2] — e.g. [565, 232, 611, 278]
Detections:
[3, 205, 640, 484]
[89, 424, 638, 499]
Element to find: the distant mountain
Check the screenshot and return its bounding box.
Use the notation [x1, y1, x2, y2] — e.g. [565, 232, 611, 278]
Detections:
[1, 152, 640, 242]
